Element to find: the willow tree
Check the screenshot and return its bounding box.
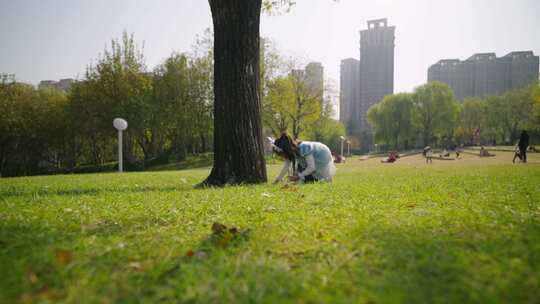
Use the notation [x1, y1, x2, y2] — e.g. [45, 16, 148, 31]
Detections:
[204, 0, 294, 186]
[368, 93, 415, 149]
[413, 81, 459, 146]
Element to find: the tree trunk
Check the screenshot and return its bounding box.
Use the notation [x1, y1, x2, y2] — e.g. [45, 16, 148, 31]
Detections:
[204, 0, 267, 186]
[199, 132, 207, 152]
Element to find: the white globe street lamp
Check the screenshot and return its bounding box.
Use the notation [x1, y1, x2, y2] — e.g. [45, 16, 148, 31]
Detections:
[113, 118, 128, 172]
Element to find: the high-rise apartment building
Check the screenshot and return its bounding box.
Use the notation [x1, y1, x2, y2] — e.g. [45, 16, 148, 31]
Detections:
[291, 62, 325, 107]
[304, 62, 324, 99]
[38, 78, 74, 92]
[339, 18, 395, 145]
[428, 51, 539, 99]
[339, 58, 360, 128]
[358, 19, 395, 131]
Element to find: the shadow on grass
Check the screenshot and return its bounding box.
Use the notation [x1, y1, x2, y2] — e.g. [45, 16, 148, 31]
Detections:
[347, 221, 540, 303]
[146, 154, 214, 172]
[0, 185, 196, 199]
[0, 220, 253, 302]
[0, 223, 80, 302]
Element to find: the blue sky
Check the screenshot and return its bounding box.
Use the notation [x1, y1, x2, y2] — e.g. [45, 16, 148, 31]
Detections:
[1, 0, 539, 93]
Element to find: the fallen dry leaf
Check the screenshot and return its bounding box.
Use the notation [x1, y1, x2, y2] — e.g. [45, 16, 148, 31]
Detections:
[281, 184, 299, 192]
[211, 222, 228, 235]
[54, 249, 72, 265]
[28, 272, 38, 284]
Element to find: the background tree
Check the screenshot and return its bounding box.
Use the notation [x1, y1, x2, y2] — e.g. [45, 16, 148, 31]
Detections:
[261, 40, 344, 151]
[306, 97, 345, 152]
[367, 93, 415, 149]
[413, 81, 459, 146]
[455, 97, 486, 145]
[69, 32, 152, 165]
[263, 76, 295, 135]
[289, 74, 322, 139]
[0, 82, 31, 176]
[531, 82, 540, 134]
[0, 83, 69, 176]
[485, 88, 532, 145]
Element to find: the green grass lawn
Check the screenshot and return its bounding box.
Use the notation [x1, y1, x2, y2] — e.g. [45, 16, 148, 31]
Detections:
[1, 152, 540, 303]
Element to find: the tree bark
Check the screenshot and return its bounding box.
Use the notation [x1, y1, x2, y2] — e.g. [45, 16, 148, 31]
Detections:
[204, 0, 267, 186]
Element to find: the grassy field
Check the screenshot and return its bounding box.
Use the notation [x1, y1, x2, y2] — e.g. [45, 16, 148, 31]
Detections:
[1, 152, 540, 303]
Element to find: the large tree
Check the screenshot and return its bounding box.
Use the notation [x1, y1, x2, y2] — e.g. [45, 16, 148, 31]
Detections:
[204, 0, 293, 186]
[457, 97, 486, 145]
[368, 93, 415, 149]
[413, 81, 459, 146]
[206, 0, 343, 185]
[532, 83, 540, 133]
[485, 88, 533, 144]
[263, 76, 295, 135]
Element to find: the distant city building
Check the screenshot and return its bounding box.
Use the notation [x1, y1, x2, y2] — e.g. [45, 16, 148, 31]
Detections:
[340, 18, 395, 147]
[38, 80, 57, 89]
[304, 62, 324, 99]
[358, 19, 395, 131]
[291, 69, 305, 80]
[38, 78, 74, 92]
[428, 51, 539, 99]
[339, 58, 360, 128]
[0, 73, 16, 84]
[291, 62, 325, 106]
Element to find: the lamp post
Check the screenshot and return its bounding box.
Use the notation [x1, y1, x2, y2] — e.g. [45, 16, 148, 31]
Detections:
[346, 140, 350, 156]
[340, 136, 346, 157]
[113, 118, 128, 172]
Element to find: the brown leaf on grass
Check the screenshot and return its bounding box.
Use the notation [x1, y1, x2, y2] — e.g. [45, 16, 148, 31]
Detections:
[209, 222, 250, 249]
[28, 272, 38, 284]
[54, 249, 72, 265]
[186, 250, 195, 257]
[38, 288, 63, 301]
[281, 184, 298, 191]
[211, 222, 240, 236]
[211, 222, 228, 235]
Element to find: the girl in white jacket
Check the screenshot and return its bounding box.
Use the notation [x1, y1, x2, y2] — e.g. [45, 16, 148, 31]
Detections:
[270, 133, 336, 184]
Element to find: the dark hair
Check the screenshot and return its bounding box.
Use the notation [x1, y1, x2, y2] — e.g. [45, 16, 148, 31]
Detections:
[274, 133, 298, 161]
[274, 133, 299, 163]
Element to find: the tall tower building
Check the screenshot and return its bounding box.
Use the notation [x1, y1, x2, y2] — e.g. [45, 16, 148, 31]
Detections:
[291, 62, 325, 109]
[358, 18, 395, 132]
[305, 62, 324, 99]
[340, 58, 360, 129]
[340, 18, 395, 148]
